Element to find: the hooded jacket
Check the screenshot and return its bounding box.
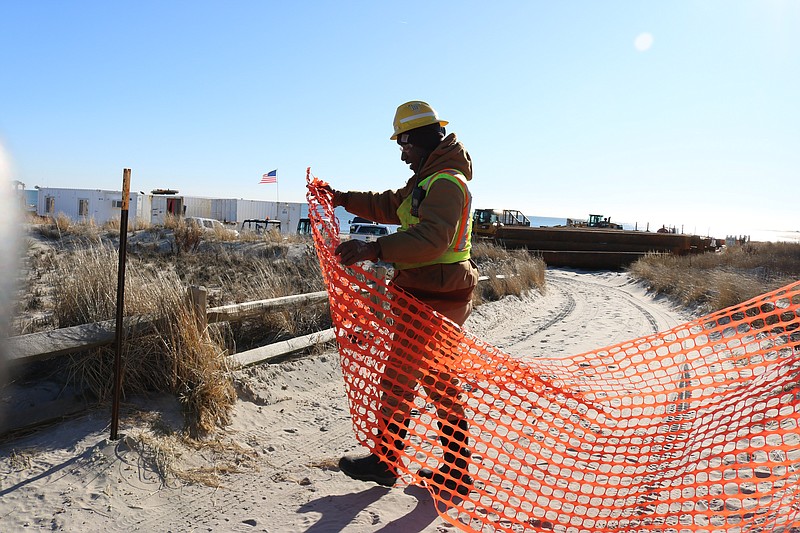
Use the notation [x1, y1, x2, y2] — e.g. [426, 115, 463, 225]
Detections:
[335, 133, 478, 325]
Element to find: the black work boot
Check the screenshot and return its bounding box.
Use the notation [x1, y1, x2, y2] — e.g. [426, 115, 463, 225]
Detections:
[419, 418, 473, 497]
[338, 453, 397, 487]
[418, 462, 473, 498]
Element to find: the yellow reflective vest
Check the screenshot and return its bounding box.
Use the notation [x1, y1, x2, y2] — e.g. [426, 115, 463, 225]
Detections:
[393, 169, 473, 270]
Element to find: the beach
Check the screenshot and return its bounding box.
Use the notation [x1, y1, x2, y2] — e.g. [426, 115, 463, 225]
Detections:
[0, 269, 694, 532]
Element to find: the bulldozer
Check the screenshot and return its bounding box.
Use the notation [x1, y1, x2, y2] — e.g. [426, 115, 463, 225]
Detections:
[472, 209, 530, 238]
[586, 214, 623, 229]
[569, 214, 623, 230]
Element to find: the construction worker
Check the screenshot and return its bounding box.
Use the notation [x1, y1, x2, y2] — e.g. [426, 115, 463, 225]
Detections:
[326, 100, 477, 498]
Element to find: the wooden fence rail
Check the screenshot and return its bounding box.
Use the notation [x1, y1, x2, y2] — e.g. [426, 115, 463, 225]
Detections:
[2, 287, 337, 437]
[7, 316, 157, 367]
[2, 273, 507, 436]
[206, 291, 329, 326]
[7, 273, 501, 368]
[7, 287, 332, 368]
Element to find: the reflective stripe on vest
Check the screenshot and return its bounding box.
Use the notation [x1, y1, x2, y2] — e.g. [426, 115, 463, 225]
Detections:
[394, 169, 473, 271]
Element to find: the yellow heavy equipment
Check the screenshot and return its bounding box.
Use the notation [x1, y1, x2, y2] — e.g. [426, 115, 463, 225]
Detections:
[569, 214, 624, 230]
[472, 208, 530, 238]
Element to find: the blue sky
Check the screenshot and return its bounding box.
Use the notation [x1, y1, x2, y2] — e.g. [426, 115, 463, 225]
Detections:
[2, 1, 798, 239]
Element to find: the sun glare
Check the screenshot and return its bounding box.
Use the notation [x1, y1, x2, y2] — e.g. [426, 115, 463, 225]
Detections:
[634, 32, 654, 52]
[0, 139, 19, 374]
[0, 142, 9, 180]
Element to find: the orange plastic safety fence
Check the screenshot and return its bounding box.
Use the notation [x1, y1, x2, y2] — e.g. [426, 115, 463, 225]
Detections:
[305, 170, 800, 533]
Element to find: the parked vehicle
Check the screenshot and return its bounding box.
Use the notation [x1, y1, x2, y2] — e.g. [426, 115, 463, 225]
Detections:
[472, 209, 530, 238]
[569, 214, 624, 230]
[185, 217, 239, 238]
[348, 222, 390, 242]
[241, 219, 281, 234]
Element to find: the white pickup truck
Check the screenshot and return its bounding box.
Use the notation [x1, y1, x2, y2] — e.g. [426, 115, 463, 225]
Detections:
[185, 217, 239, 238]
[347, 222, 389, 243]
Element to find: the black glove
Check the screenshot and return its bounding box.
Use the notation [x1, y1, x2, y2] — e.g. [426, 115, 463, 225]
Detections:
[319, 184, 344, 207]
[335, 240, 381, 266]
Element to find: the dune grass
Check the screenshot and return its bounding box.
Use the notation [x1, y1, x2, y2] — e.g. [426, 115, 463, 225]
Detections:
[470, 241, 547, 305]
[17, 217, 550, 438]
[17, 215, 339, 436]
[48, 242, 234, 436]
[628, 241, 800, 313]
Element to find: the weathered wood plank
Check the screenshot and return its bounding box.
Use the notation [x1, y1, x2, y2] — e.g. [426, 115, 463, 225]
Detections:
[206, 291, 329, 323]
[229, 328, 336, 368]
[6, 317, 154, 366]
[8, 277, 500, 367]
[6, 290, 331, 366]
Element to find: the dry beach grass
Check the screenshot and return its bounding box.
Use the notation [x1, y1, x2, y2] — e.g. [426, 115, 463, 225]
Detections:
[630, 240, 800, 313]
[15, 218, 330, 436]
[11, 217, 547, 441]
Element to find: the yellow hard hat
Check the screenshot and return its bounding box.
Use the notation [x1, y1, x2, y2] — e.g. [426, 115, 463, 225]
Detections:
[391, 100, 448, 140]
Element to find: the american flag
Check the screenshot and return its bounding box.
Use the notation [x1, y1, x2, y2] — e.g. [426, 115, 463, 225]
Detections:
[260, 170, 278, 184]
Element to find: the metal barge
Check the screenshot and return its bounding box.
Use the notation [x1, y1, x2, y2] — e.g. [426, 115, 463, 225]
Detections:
[473, 209, 719, 269]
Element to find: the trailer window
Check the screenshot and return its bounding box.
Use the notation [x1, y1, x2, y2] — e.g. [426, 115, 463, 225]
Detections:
[78, 199, 89, 217]
[45, 196, 55, 214]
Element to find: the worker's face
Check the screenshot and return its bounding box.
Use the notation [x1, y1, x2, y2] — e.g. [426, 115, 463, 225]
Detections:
[399, 142, 425, 172]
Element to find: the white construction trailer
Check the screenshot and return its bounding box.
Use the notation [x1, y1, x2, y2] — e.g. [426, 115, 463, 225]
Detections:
[212, 198, 275, 224]
[210, 199, 310, 234]
[276, 202, 309, 236]
[37, 187, 151, 229]
[35, 187, 309, 234]
[149, 195, 214, 225]
[148, 195, 182, 225]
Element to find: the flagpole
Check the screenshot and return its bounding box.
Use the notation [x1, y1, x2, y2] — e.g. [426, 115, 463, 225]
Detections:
[260, 170, 278, 216]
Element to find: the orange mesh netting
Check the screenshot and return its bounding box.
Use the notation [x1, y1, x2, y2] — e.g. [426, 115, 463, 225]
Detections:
[305, 170, 800, 532]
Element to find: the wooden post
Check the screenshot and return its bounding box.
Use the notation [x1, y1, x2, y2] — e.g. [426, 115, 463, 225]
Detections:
[370, 266, 388, 320]
[188, 285, 208, 331]
[111, 168, 131, 441]
[373, 266, 388, 288]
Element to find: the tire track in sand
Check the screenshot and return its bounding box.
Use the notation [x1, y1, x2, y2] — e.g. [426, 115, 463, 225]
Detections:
[474, 269, 689, 359]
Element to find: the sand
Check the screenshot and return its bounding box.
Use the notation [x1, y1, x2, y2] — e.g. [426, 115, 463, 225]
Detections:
[0, 269, 693, 532]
